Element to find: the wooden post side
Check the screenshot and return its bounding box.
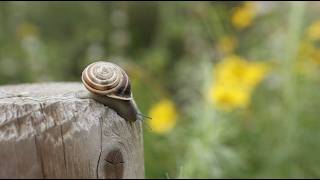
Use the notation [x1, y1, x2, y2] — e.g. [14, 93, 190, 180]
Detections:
[0, 83, 144, 179]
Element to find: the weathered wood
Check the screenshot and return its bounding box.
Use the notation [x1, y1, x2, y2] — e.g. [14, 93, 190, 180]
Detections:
[0, 83, 144, 179]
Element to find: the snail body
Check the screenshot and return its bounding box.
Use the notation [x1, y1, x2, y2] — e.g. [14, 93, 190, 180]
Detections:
[79, 61, 141, 122]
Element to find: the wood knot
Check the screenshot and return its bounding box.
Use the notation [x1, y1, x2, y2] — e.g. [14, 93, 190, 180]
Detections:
[99, 148, 124, 179]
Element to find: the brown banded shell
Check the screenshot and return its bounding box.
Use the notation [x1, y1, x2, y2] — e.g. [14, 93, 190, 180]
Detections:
[81, 61, 132, 100]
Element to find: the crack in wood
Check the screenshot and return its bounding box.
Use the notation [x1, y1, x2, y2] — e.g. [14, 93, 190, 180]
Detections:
[96, 117, 103, 179]
[104, 159, 125, 165]
[60, 125, 67, 176]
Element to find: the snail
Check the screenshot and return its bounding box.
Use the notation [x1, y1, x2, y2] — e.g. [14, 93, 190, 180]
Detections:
[76, 61, 148, 122]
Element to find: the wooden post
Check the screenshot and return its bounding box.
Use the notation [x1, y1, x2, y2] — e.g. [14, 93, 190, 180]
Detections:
[0, 83, 144, 179]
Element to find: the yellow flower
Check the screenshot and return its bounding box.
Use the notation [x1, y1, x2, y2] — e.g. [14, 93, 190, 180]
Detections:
[311, 49, 320, 64]
[298, 41, 315, 59]
[243, 62, 269, 87]
[214, 55, 247, 85]
[231, 2, 256, 30]
[217, 36, 238, 55]
[208, 84, 250, 111]
[209, 55, 269, 111]
[306, 20, 320, 41]
[148, 99, 178, 134]
[215, 55, 268, 88]
[298, 41, 320, 65]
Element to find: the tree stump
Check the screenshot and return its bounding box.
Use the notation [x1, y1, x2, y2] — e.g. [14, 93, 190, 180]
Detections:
[0, 83, 144, 179]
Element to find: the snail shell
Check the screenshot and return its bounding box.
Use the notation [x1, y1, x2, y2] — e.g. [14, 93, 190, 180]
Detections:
[81, 61, 140, 122]
[82, 61, 132, 100]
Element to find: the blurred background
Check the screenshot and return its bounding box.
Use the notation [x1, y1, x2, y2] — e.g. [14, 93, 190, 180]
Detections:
[0, 1, 320, 178]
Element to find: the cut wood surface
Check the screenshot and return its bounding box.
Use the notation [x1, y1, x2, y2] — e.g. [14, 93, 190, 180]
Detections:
[0, 82, 144, 179]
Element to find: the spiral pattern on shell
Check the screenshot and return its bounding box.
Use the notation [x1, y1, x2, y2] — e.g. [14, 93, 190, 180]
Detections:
[81, 61, 132, 100]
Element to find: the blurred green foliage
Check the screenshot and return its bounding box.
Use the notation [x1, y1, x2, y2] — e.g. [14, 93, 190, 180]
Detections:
[1, 1, 320, 178]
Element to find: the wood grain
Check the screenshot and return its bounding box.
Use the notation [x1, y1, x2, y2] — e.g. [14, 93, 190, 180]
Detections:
[0, 82, 144, 179]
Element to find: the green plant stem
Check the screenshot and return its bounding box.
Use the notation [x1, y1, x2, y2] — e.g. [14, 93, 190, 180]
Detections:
[281, 1, 305, 161]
